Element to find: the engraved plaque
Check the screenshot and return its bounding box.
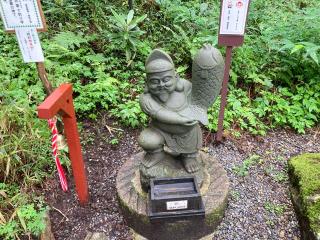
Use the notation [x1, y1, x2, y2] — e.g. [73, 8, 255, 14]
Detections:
[149, 177, 205, 221]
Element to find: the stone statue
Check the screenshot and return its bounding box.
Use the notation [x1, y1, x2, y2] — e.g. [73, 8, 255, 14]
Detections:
[138, 44, 224, 189]
[116, 45, 230, 240]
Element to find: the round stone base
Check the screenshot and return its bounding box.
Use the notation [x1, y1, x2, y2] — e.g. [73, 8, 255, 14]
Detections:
[132, 229, 215, 240]
[116, 151, 229, 240]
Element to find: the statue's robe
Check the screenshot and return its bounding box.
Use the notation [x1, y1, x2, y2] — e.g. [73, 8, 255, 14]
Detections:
[140, 79, 202, 154]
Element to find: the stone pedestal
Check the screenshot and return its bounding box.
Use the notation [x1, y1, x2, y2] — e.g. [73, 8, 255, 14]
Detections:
[116, 151, 229, 240]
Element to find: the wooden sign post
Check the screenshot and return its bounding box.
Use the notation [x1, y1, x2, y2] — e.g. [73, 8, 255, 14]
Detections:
[0, 0, 89, 205]
[0, 0, 52, 94]
[216, 0, 251, 141]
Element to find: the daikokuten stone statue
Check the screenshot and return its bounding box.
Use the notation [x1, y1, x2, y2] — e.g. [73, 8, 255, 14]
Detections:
[138, 44, 224, 189]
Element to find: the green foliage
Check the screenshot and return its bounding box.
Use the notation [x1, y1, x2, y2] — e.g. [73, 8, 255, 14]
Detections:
[207, 90, 268, 136]
[232, 155, 262, 177]
[230, 190, 240, 201]
[108, 9, 148, 64]
[34, 0, 320, 135]
[150, 0, 219, 62]
[74, 76, 119, 116]
[0, 74, 56, 239]
[52, 31, 89, 50]
[109, 138, 119, 145]
[42, 0, 79, 29]
[265, 167, 289, 183]
[253, 81, 320, 133]
[0, 183, 46, 240]
[0, 28, 68, 239]
[110, 98, 148, 128]
[0, 104, 51, 184]
[264, 202, 286, 216]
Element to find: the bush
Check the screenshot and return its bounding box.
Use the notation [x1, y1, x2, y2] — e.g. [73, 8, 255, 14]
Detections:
[0, 183, 46, 240]
[0, 75, 50, 239]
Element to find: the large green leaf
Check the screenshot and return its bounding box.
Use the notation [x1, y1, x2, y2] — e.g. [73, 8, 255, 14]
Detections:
[127, 10, 134, 24]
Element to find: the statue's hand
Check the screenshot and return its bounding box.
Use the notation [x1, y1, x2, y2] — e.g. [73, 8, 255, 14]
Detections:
[183, 120, 198, 126]
[178, 116, 198, 126]
[153, 108, 198, 126]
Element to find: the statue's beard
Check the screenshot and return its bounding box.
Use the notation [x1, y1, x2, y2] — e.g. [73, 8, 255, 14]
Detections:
[149, 84, 175, 103]
[156, 92, 170, 102]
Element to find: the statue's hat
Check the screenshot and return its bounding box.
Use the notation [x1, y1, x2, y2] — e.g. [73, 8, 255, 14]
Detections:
[145, 49, 174, 73]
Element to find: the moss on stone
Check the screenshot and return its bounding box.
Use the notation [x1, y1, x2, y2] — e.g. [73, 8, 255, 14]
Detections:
[289, 153, 320, 235]
[118, 195, 150, 225]
[205, 198, 227, 226]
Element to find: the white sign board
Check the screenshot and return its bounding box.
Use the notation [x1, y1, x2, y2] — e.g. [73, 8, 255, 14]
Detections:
[15, 27, 44, 62]
[219, 0, 250, 35]
[166, 200, 188, 210]
[0, 0, 44, 31]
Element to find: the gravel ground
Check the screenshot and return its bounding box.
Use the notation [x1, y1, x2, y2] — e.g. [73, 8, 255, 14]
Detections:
[44, 119, 320, 240]
[211, 128, 320, 240]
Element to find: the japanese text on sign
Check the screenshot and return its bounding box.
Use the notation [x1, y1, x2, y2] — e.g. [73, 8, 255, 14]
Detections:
[219, 0, 249, 35]
[0, 0, 44, 31]
[15, 27, 44, 62]
[166, 200, 188, 210]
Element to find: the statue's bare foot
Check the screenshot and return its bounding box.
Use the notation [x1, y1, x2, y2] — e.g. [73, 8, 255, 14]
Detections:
[182, 156, 200, 173]
[142, 151, 165, 168]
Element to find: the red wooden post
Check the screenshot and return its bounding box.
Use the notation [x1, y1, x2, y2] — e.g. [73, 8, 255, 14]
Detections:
[37, 83, 89, 205]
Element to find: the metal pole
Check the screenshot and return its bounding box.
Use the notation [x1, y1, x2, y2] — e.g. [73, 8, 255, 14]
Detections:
[216, 46, 233, 142]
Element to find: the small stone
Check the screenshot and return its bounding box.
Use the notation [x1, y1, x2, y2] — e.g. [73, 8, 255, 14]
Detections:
[279, 230, 285, 238]
[84, 232, 108, 240]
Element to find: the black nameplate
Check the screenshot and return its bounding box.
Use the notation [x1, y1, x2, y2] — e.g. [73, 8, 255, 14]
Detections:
[149, 176, 205, 221]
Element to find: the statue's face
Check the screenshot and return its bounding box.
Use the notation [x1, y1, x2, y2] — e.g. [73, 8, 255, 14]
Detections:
[147, 70, 176, 102]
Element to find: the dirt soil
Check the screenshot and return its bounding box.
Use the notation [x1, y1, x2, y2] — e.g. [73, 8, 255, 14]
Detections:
[44, 117, 320, 240]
